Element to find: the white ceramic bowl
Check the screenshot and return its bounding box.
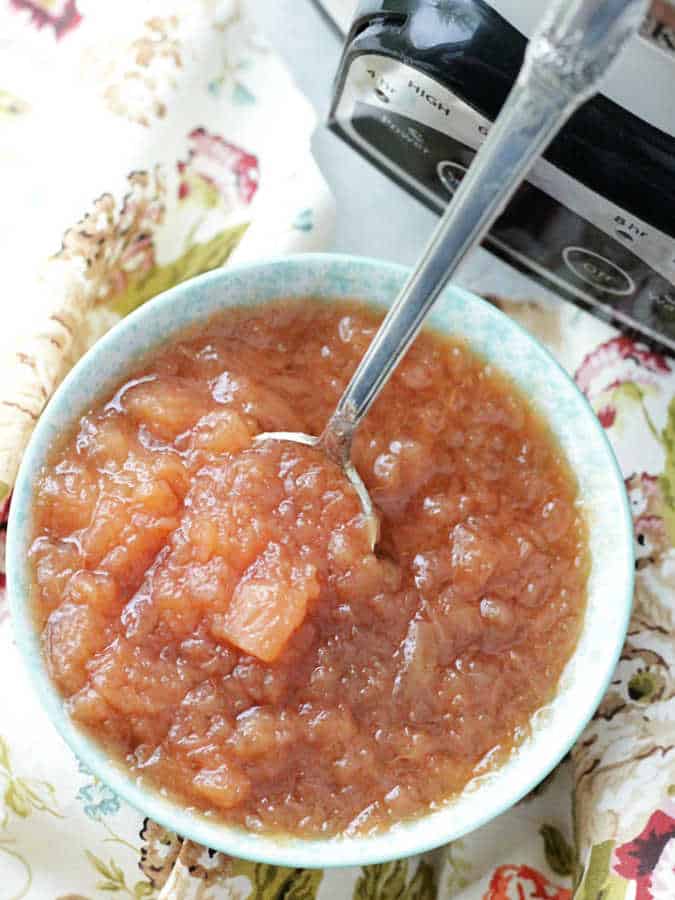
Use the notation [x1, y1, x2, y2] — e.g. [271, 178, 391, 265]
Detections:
[8, 254, 633, 867]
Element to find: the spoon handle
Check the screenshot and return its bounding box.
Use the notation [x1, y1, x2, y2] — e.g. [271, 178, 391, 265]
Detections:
[320, 0, 648, 465]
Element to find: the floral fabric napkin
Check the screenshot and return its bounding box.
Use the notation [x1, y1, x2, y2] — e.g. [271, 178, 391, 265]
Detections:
[1, 2, 674, 900]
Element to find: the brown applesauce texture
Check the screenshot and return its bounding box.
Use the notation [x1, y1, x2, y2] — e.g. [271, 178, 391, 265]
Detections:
[31, 299, 587, 836]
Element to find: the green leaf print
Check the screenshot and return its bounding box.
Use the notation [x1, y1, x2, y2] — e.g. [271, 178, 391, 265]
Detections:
[84, 825, 157, 898]
[4, 782, 31, 818]
[614, 383, 660, 439]
[602, 873, 631, 900]
[252, 865, 293, 900]
[659, 396, 675, 544]
[283, 869, 324, 900]
[87, 852, 117, 891]
[85, 849, 118, 881]
[0, 737, 53, 899]
[627, 668, 666, 703]
[111, 222, 249, 318]
[574, 841, 619, 900]
[230, 862, 323, 900]
[0, 734, 62, 826]
[85, 849, 157, 897]
[541, 825, 575, 877]
[354, 861, 409, 900]
[405, 862, 437, 900]
[354, 860, 437, 900]
[0, 737, 12, 774]
[445, 841, 471, 895]
[237, 862, 293, 899]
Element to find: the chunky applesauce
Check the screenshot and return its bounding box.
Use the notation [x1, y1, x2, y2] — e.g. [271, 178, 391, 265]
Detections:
[30, 300, 587, 836]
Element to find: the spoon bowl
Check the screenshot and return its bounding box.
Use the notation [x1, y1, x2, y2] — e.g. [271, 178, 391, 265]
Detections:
[254, 431, 380, 548]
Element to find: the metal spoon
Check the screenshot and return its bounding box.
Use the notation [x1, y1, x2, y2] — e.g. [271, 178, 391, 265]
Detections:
[258, 0, 647, 547]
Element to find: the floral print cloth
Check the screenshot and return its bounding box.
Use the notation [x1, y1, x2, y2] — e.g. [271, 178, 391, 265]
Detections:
[1, 1, 674, 899]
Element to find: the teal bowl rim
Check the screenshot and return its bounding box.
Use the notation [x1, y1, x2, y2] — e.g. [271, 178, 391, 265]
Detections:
[7, 253, 634, 868]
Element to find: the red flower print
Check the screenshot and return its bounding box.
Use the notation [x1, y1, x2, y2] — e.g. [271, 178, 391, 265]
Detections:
[0, 495, 9, 527]
[575, 337, 671, 396]
[615, 811, 675, 900]
[10, 0, 82, 39]
[597, 405, 617, 428]
[574, 336, 672, 432]
[484, 864, 571, 899]
[177, 127, 259, 207]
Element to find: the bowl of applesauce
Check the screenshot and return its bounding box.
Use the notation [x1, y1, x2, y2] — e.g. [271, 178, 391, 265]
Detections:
[7, 254, 633, 867]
